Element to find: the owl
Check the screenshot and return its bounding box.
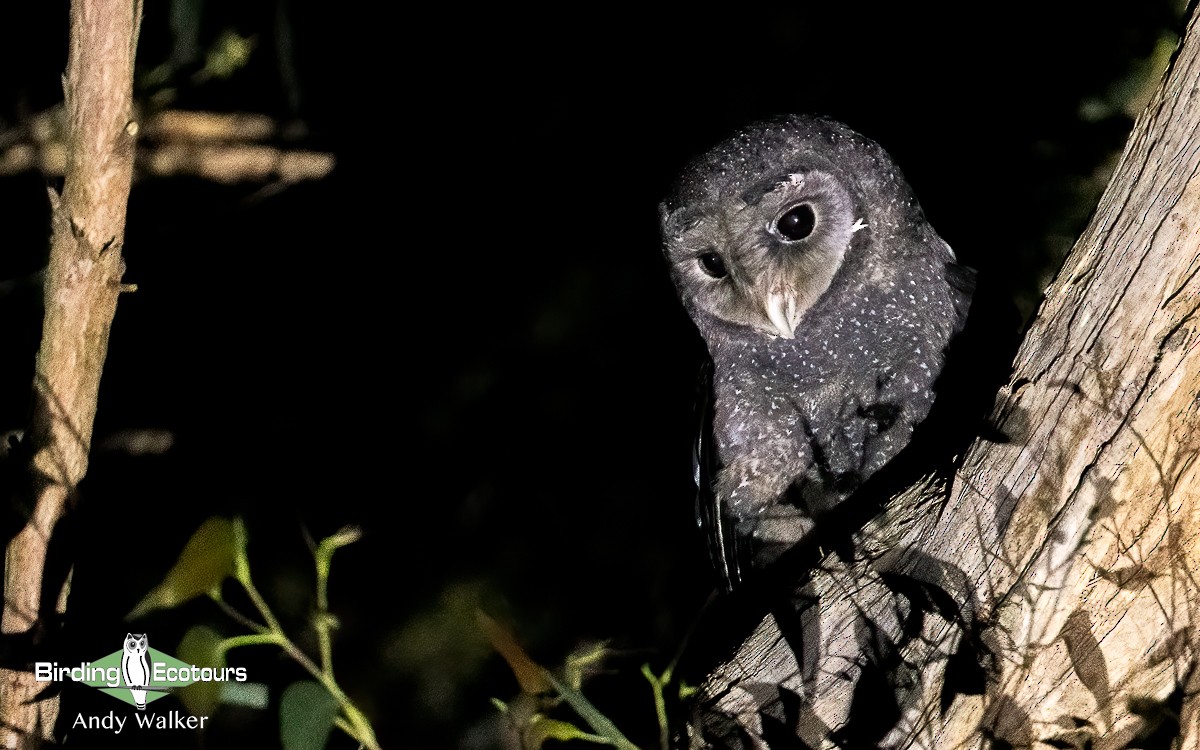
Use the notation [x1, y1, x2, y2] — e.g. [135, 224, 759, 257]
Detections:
[121, 633, 150, 710]
[660, 116, 973, 589]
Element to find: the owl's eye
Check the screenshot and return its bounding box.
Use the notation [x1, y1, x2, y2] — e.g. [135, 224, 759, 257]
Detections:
[776, 204, 816, 241]
[698, 251, 728, 279]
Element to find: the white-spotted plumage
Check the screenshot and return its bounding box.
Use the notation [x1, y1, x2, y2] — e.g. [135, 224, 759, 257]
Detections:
[661, 116, 973, 588]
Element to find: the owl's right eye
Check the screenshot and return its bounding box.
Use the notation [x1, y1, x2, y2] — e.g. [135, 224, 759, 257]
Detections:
[776, 203, 816, 241]
[698, 251, 728, 279]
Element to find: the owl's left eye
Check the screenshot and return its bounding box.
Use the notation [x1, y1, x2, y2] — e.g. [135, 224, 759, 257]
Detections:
[697, 251, 728, 279]
[776, 204, 816, 241]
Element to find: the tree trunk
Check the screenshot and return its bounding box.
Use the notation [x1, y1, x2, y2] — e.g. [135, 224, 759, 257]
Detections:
[0, 1, 141, 743]
[694, 8, 1200, 749]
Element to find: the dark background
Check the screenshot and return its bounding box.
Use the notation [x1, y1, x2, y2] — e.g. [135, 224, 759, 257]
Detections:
[0, 2, 1185, 748]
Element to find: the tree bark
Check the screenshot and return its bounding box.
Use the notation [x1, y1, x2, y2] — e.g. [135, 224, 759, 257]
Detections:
[694, 8, 1200, 750]
[0, 0, 141, 743]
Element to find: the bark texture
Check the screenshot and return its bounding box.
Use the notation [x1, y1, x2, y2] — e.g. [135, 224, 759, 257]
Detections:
[695, 10, 1200, 749]
[0, 0, 141, 743]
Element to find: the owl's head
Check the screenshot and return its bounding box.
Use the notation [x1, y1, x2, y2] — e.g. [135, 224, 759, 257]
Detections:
[660, 116, 922, 340]
[123, 633, 148, 654]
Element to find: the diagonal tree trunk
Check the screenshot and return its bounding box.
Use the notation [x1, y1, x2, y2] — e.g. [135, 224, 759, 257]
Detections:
[0, 1, 141, 744]
[694, 7, 1200, 749]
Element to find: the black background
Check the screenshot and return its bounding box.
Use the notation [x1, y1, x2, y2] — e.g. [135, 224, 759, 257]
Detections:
[0, 2, 1184, 748]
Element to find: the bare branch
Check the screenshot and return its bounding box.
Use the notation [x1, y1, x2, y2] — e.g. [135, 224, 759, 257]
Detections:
[0, 108, 336, 185]
[0, 0, 142, 742]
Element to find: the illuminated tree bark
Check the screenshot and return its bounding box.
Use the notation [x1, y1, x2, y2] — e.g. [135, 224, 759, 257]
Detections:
[0, 0, 141, 743]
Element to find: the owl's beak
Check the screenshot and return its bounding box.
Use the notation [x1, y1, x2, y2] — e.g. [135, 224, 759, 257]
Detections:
[764, 290, 800, 339]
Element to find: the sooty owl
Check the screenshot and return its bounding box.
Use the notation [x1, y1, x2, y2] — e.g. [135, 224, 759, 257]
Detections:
[660, 115, 973, 589]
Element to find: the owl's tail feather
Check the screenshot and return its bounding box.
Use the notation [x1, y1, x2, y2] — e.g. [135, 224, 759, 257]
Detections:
[692, 360, 746, 592]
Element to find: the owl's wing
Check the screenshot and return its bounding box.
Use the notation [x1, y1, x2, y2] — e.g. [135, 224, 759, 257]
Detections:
[694, 361, 743, 592]
[943, 260, 977, 327]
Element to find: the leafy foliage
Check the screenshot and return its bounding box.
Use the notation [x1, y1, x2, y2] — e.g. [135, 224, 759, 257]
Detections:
[130, 517, 378, 750]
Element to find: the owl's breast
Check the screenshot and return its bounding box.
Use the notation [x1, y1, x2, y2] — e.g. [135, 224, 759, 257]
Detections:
[708, 295, 946, 518]
[709, 339, 805, 455]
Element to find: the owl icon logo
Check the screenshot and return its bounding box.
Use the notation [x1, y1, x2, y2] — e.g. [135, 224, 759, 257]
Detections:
[120, 633, 150, 710]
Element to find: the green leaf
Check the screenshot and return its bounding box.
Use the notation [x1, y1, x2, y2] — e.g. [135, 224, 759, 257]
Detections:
[127, 517, 237, 619]
[544, 672, 638, 750]
[563, 641, 610, 691]
[232, 517, 252, 587]
[205, 30, 255, 79]
[315, 526, 362, 581]
[526, 716, 612, 747]
[175, 626, 225, 715]
[280, 681, 338, 750]
[221, 681, 269, 709]
[319, 526, 363, 554]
